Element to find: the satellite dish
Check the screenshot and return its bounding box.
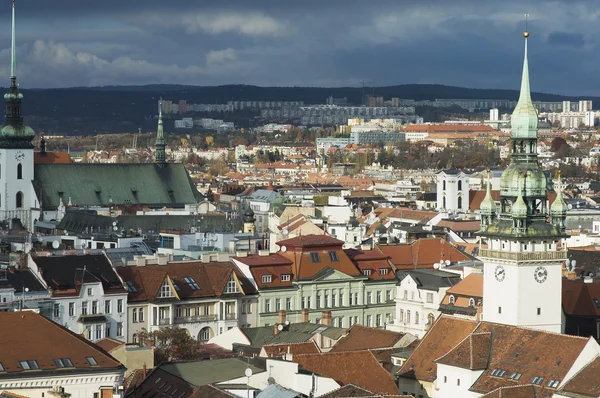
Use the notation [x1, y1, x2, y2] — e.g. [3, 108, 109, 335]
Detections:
[112, 221, 117, 226]
[277, 324, 284, 331]
[113, 226, 118, 231]
[281, 245, 287, 253]
[52, 241, 59, 249]
[245, 368, 253, 378]
[285, 320, 290, 326]
[282, 228, 289, 236]
[24, 287, 29, 292]
[571, 260, 577, 271]
[445, 260, 451, 266]
[433, 263, 440, 270]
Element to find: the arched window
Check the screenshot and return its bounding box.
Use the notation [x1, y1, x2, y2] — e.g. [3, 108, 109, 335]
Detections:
[415, 311, 419, 324]
[406, 310, 411, 324]
[458, 196, 463, 209]
[17, 163, 22, 180]
[198, 327, 213, 342]
[458, 180, 462, 190]
[469, 298, 475, 307]
[15, 191, 23, 208]
[427, 313, 435, 326]
[443, 180, 446, 191]
[443, 196, 446, 209]
[449, 295, 455, 305]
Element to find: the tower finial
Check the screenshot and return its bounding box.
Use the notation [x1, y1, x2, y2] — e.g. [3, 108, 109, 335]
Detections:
[10, 0, 16, 82]
[524, 13, 529, 37]
[155, 100, 166, 164]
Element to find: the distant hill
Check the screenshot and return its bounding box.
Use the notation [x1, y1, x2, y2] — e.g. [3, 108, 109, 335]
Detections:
[3, 84, 597, 135]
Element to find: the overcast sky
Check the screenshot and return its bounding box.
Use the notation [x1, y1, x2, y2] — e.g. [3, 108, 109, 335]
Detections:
[1, 0, 598, 94]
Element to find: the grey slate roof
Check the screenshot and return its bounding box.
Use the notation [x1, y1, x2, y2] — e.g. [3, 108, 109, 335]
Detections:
[240, 322, 346, 348]
[257, 384, 302, 398]
[34, 163, 202, 210]
[249, 189, 282, 202]
[398, 269, 460, 291]
[159, 358, 266, 386]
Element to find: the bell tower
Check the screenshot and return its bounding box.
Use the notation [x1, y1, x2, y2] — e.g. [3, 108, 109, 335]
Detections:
[477, 26, 568, 333]
[0, 0, 36, 230]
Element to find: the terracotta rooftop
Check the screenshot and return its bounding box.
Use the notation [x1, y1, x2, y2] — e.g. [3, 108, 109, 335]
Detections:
[294, 350, 400, 396]
[480, 385, 539, 398]
[377, 238, 471, 270]
[319, 384, 412, 398]
[276, 235, 345, 249]
[562, 278, 600, 317]
[557, 355, 600, 397]
[329, 325, 406, 352]
[95, 337, 125, 353]
[446, 272, 484, 298]
[0, 312, 123, 376]
[34, 151, 73, 164]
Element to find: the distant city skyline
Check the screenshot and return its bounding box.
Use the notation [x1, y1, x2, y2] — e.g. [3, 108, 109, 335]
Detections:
[1, 0, 599, 95]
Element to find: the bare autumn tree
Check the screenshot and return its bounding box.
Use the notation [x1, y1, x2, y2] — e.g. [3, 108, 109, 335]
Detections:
[136, 327, 204, 364]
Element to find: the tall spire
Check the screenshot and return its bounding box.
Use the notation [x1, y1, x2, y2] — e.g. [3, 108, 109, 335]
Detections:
[510, 15, 538, 140]
[155, 100, 166, 164]
[0, 0, 34, 149]
[10, 0, 16, 82]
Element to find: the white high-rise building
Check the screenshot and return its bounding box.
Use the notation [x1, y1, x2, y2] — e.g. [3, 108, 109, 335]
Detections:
[489, 108, 499, 121]
[579, 100, 592, 113]
[478, 31, 568, 334]
[562, 100, 571, 113]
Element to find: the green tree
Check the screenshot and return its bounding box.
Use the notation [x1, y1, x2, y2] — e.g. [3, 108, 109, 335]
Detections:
[136, 327, 203, 364]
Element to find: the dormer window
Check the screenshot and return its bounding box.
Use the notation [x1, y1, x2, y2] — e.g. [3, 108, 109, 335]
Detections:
[19, 360, 39, 370]
[281, 274, 291, 282]
[158, 279, 173, 298]
[531, 376, 544, 386]
[547, 379, 560, 388]
[491, 369, 507, 377]
[328, 251, 339, 262]
[262, 275, 272, 283]
[508, 372, 522, 381]
[225, 274, 239, 294]
[310, 252, 321, 263]
[363, 270, 371, 276]
[449, 295, 455, 305]
[379, 268, 388, 275]
[468, 298, 475, 307]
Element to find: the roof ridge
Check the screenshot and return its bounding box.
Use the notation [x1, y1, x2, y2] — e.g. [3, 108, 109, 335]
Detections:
[479, 320, 591, 340]
[556, 354, 600, 392]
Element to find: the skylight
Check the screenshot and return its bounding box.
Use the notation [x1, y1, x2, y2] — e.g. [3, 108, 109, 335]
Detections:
[547, 379, 560, 388]
[19, 360, 39, 370]
[86, 356, 98, 366]
[490, 368, 507, 377]
[532, 376, 544, 385]
[184, 277, 200, 290]
[508, 372, 522, 381]
[53, 358, 73, 368]
[126, 281, 137, 292]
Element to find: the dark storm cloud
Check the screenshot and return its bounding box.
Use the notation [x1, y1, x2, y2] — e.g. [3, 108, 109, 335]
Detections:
[547, 31, 586, 48]
[0, 0, 597, 94]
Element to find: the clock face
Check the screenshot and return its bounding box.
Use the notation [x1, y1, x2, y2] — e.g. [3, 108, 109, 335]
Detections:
[534, 266, 548, 283]
[15, 151, 24, 161]
[494, 265, 506, 282]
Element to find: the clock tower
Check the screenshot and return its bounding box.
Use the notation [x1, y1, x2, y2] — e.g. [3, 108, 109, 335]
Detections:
[0, 1, 36, 230]
[477, 29, 568, 334]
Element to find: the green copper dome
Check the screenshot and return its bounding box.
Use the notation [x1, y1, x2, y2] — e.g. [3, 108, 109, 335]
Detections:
[550, 173, 568, 216]
[500, 163, 547, 198]
[511, 186, 528, 219]
[480, 173, 497, 215]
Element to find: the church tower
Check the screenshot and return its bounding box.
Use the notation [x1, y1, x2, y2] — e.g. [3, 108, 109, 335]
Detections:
[0, 0, 35, 230]
[155, 101, 166, 165]
[478, 28, 568, 333]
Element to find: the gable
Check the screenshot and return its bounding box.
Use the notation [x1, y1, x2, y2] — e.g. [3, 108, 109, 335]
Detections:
[311, 267, 358, 282]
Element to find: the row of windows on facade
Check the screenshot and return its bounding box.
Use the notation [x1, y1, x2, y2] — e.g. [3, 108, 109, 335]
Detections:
[264, 290, 394, 313]
[401, 290, 478, 308]
[442, 179, 463, 191]
[53, 299, 124, 317]
[398, 309, 435, 326]
[85, 322, 124, 340]
[285, 313, 392, 329]
[260, 266, 389, 284]
[441, 195, 463, 210]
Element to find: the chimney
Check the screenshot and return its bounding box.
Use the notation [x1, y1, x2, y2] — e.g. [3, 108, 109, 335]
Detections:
[278, 310, 286, 325]
[565, 271, 577, 280]
[321, 311, 332, 326]
[301, 308, 309, 323]
[274, 324, 280, 335]
[142, 364, 147, 379]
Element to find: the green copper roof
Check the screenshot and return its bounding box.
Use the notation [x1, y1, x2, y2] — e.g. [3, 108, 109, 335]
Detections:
[510, 34, 538, 139]
[480, 172, 497, 215]
[550, 172, 568, 216]
[511, 182, 528, 219]
[155, 102, 166, 163]
[34, 163, 201, 209]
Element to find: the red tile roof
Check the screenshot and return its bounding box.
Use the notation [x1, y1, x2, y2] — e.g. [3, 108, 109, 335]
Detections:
[0, 312, 123, 374]
[436, 332, 492, 370]
[319, 384, 412, 398]
[562, 279, 600, 317]
[95, 337, 125, 352]
[480, 385, 538, 398]
[294, 351, 400, 396]
[280, 249, 361, 280]
[330, 325, 406, 352]
[557, 355, 600, 397]
[377, 238, 471, 270]
[261, 341, 320, 358]
[276, 235, 344, 249]
[34, 151, 73, 164]
[404, 124, 497, 133]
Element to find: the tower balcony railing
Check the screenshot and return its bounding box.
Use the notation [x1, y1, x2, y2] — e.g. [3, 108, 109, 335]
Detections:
[479, 249, 567, 261]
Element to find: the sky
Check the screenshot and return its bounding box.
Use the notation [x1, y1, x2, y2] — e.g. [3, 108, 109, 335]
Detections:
[1, 0, 599, 95]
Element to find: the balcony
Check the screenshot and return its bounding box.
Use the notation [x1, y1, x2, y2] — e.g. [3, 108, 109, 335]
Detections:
[225, 313, 237, 320]
[478, 249, 567, 262]
[158, 318, 171, 326]
[173, 315, 217, 324]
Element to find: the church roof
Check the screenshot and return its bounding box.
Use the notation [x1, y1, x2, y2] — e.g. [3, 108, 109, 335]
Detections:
[34, 151, 72, 164]
[33, 163, 201, 209]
